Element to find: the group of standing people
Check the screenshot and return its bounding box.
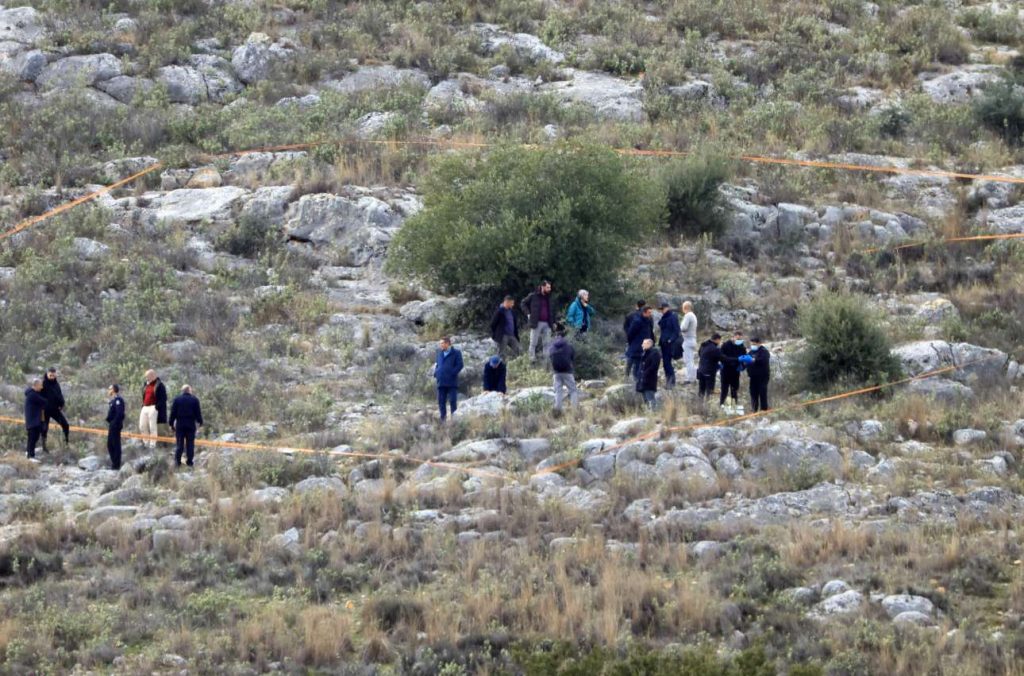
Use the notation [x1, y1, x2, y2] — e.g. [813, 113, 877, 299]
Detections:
[434, 282, 771, 421]
[24, 368, 204, 470]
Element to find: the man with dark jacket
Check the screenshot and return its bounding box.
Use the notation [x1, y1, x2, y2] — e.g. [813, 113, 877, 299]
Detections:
[489, 296, 521, 359]
[637, 339, 660, 408]
[696, 333, 723, 400]
[140, 369, 168, 450]
[625, 306, 655, 382]
[482, 356, 507, 394]
[433, 336, 464, 422]
[105, 384, 125, 470]
[24, 379, 46, 459]
[169, 385, 203, 467]
[522, 281, 553, 363]
[657, 302, 681, 389]
[548, 327, 578, 410]
[719, 331, 747, 413]
[745, 337, 771, 413]
[40, 367, 69, 451]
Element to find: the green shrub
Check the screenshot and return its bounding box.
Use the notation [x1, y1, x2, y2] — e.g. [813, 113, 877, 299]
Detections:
[973, 80, 1024, 146]
[386, 143, 663, 314]
[888, 7, 969, 66]
[793, 293, 903, 391]
[660, 154, 732, 240]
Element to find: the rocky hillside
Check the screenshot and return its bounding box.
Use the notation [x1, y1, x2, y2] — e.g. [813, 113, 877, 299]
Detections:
[2, 1, 1024, 674]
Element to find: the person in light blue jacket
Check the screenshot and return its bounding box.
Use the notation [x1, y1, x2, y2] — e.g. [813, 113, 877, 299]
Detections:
[433, 336, 464, 422]
[565, 289, 596, 336]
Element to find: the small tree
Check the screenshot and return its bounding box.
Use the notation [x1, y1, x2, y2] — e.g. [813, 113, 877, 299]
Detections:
[660, 154, 732, 240]
[386, 143, 663, 312]
[793, 293, 902, 392]
[973, 79, 1024, 146]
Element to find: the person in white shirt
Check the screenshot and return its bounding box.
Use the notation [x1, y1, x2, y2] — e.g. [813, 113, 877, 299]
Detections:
[680, 301, 698, 384]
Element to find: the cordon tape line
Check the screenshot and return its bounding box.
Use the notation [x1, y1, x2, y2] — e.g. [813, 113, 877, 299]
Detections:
[531, 356, 999, 478]
[6, 138, 1024, 243]
[0, 162, 164, 243]
[0, 415, 509, 481]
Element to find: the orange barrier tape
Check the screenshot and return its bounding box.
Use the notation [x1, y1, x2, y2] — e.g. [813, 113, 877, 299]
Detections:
[0, 415, 508, 481]
[531, 356, 997, 478]
[861, 232, 1024, 255]
[0, 163, 163, 242]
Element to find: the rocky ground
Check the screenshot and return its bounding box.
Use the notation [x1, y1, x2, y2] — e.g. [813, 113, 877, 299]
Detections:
[2, 0, 1024, 674]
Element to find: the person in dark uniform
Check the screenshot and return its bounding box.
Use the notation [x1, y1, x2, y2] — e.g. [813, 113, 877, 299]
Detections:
[637, 338, 661, 409]
[719, 330, 748, 412]
[657, 302, 681, 389]
[696, 333, 723, 400]
[105, 384, 125, 470]
[40, 367, 70, 452]
[169, 384, 203, 467]
[482, 355, 507, 394]
[24, 379, 46, 459]
[745, 337, 771, 413]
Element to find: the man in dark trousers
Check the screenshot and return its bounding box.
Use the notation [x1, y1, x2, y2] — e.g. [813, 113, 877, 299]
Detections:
[522, 281, 553, 362]
[433, 336, 464, 422]
[657, 302, 681, 389]
[745, 337, 771, 412]
[169, 384, 203, 467]
[637, 338, 661, 409]
[719, 330, 748, 414]
[24, 378, 46, 460]
[105, 384, 125, 470]
[140, 369, 168, 450]
[40, 367, 70, 451]
[489, 296, 521, 359]
[482, 356, 507, 394]
[696, 333, 723, 401]
[622, 300, 646, 377]
[549, 326, 578, 410]
[625, 305, 655, 383]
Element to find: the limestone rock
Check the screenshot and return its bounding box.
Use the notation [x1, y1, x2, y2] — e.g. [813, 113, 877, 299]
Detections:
[538, 69, 644, 122]
[881, 594, 934, 618]
[324, 65, 430, 94]
[294, 476, 347, 496]
[147, 186, 249, 224]
[232, 32, 297, 84]
[37, 54, 122, 89]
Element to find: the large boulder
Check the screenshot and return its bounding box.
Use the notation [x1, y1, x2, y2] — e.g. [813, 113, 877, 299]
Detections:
[190, 54, 242, 103]
[983, 204, 1024, 234]
[918, 66, 1002, 104]
[0, 7, 45, 46]
[323, 65, 430, 94]
[146, 186, 249, 224]
[96, 75, 155, 103]
[538, 69, 644, 122]
[892, 340, 1008, 385]
[283, 193, 403, 264]
[231, 32, 297, 85]
[749, 439, 843, 479]
[0, 48, 45, 81]
[156, 65, 207, 105]
[37, 53, 122, 89]
[472, 23, 565, 64]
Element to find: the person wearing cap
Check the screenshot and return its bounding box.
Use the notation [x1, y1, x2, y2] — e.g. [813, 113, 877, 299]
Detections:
[745, 336, 771, 412]
[657, 302, 681, 389]
[566, 289, 596, 337]
[489, 295, 521, 359]
[548, 325, 579, 410]
[680, 301, 699, 384]
[105, 384, 125, 470]
[719, 330, 747, 413]
[637, 338, 661, 408]
[169, 385, 203, 467]
[40, 367, 70, 451]
[482, 355, 507, 394]
[697, 333, 723, 400]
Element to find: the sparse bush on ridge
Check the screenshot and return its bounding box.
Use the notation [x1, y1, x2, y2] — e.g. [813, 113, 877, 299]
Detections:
[660, 154, 732, 241]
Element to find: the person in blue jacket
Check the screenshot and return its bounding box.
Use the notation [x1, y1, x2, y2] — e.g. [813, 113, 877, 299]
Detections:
[565, 289, 596, 336]
[657, 302, 681, 389]
[482, 355, 507, 394]
[105, 384, 125, 470]
[433, 336, 464, 422]
[169, 385, 204, 467]
[625, 305, 655, 382]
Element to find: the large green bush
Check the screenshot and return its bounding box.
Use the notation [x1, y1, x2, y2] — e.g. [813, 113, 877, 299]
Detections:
[973, 79, 1024, 146]
[386, 143, 663, 308]
[793, 293, 902, 391]
[660, 154, 732, 240]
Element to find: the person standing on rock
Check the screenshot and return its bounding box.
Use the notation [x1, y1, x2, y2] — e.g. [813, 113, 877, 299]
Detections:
[719, 331, 747, 414]
[697, 333, 723, 401]
[40, 367, 70, 452]
[140, 369, 167, 450]
[23, 378, 46, 460]
[566, 289, 596, 337]
[105, 384, 125, 470]
[169, 385, 203, 468]
[489, 295, 521, 359]
[626, 305, 655, 383]
[745, 337, 771, 413]
[522, 280, 554, 363]
[549, 326, 579, 410]
[680, 301, 699, 385]
[657, 302, 681, 389]
[482, 355, 507, 394]
[637, 338, 661, 409]
[433, 336, 463, 422]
